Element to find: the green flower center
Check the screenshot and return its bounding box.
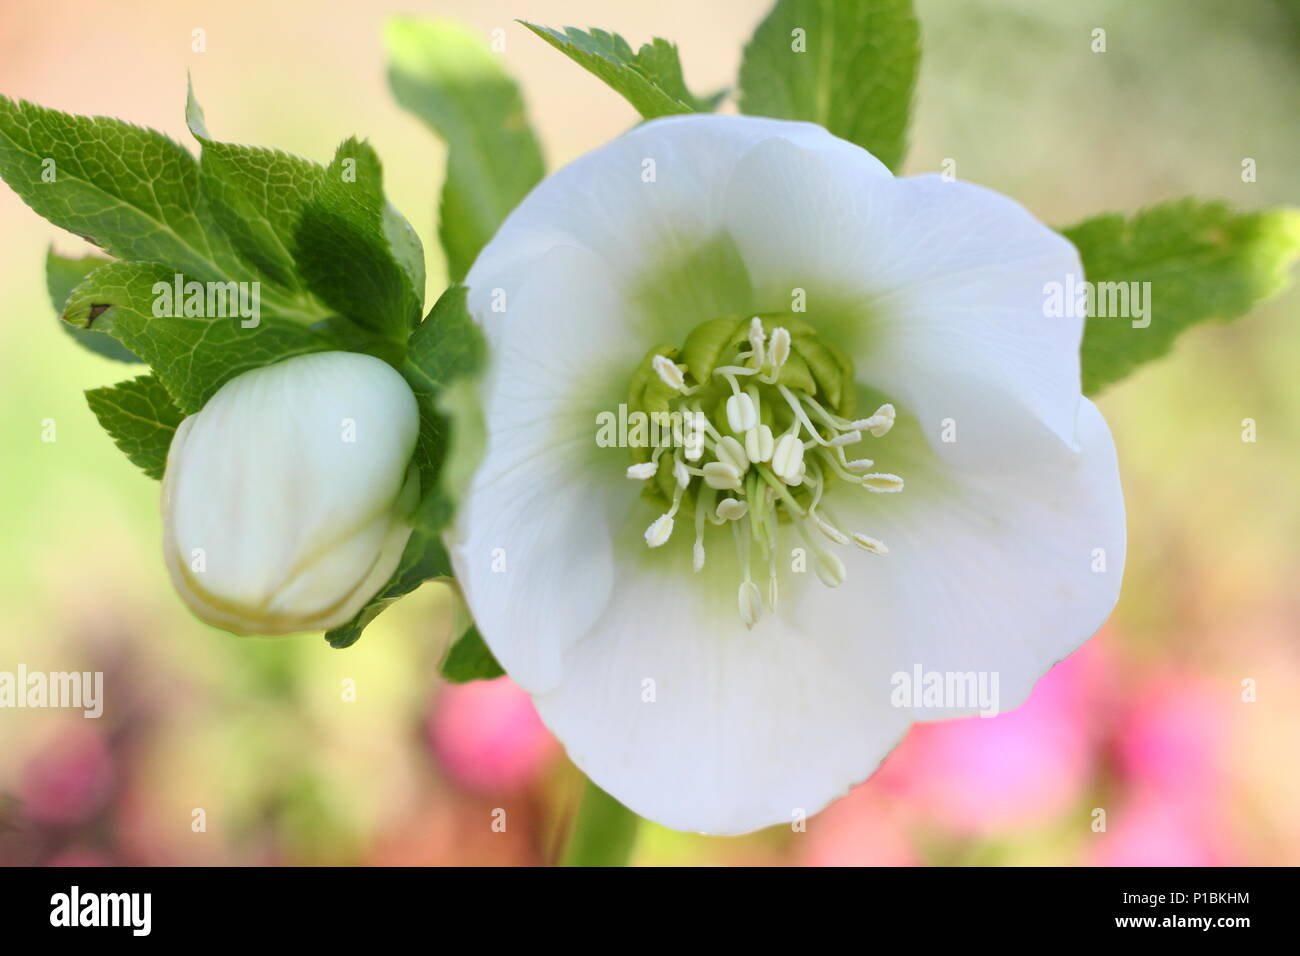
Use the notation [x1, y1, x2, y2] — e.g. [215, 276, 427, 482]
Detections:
[623, 314, 902, 627]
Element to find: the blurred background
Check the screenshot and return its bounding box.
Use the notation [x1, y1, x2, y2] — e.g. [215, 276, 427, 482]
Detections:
[0, 0, 1296, 865]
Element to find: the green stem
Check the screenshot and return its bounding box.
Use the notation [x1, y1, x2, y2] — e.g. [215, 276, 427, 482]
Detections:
[560, 779, 641, 867]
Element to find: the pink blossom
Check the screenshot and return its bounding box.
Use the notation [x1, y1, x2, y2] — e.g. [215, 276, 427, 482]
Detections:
[19, 724, 115, 826]
[870, 644, 1107, 834]
[428, 678, 558, 793]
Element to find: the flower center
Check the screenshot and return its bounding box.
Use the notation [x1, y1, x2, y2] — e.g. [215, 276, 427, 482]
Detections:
[623, 315, 902, 628]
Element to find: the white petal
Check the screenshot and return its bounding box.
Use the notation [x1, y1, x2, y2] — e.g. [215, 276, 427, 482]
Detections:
[723, 137, 1085, 456]
[530, 400, 1122, 834]
[450, 244, 640, 691]
[467, 115, 885, 307]
[532, 552, 913, 835]
[791, 398, 1126, 720]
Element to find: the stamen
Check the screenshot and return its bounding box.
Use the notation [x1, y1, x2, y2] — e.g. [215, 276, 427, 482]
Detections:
[702, 461, 744, 490]
[854, 403, 896, 437]
[716, 497, 749, 521]
[816, 447, 871, 485]
[800, 391, 855, 432]
[738, 581, 762, 629]
[692, 403, 726, 444]
[725, 390, 758, 433]
[692, 487, 712, 571]
[683, 410, 707, 461]
[747, 316, 766, 369]
[814, 550, 847, 588]
[757, 464, 807, 516]
[771, 432, 806, 485]
[627, 317, 902, 626]
[815, 516, 850, 546]
[714, 435, 749, 473]
[768, 327, 790, 371]
[732, 519, 761, 630]
[672, 452, 692, 488]
[861, 473, 905, 493]
[789, 510, 846, 588]
[652, 354, 690, 393]
[779, 386, 841, 448]
[644, 513, 674, 548]
[745, 424, 774, 463]
[852, 532, 889, 554]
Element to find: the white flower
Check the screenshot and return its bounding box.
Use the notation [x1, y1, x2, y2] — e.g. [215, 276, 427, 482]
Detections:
[451, 115, 1125, 834]
[162, 351, 420, 636]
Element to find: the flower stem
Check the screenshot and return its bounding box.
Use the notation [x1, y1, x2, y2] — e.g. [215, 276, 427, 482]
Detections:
[559, 779, 640, 867]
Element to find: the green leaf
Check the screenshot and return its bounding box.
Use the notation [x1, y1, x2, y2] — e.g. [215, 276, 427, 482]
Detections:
[737, 0, 920, 172]
[185, 81, 327, 299]
[521, 22, 721, 119]
[62, 260, 332, 414]
[1065, 201, 1300, 395]
[386, 17, 546, 281]
[439, 624, 504, 682]
[46, 248, 141, 363]
[0, 95, 228, 278]
[84, 375, 185, 480]
[295, 138, 424, 338]
[324, 286, 486, 649]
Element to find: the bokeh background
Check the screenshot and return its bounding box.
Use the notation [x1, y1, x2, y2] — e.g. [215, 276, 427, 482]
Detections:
[1, 0, 1297, 865]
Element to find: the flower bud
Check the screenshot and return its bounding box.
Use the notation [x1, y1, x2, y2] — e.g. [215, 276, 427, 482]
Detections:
[161, 352, 421, 635]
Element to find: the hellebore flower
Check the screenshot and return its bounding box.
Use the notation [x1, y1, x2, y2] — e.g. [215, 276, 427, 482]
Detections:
[162, 351, 420, 635]
[451, 115, 1126, 834]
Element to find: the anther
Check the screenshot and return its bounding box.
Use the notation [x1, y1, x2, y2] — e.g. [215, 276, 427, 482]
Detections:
[769, 327, 791, 371]
[852, 533, 889, 554]
[626, 462, 657, 480]
[856, 403, 895, 437]
[703, 461, 744, 490]
[672, 457, 691, 488]
[745, 424, 774, 463]
[771, 432, 805, 485]
[652, 354, 688, 392]
[814, 551, 847, 588]
[644, 514, 675, 547]
[738, 581, 763, 630]
[714, 435, 749, 473]
[716, 497, 749, 521]
[747, 316, 766, 370]
[815, 515, 850, 546]
[725, 391, 758, 433]
[861, 473, 905, 493]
